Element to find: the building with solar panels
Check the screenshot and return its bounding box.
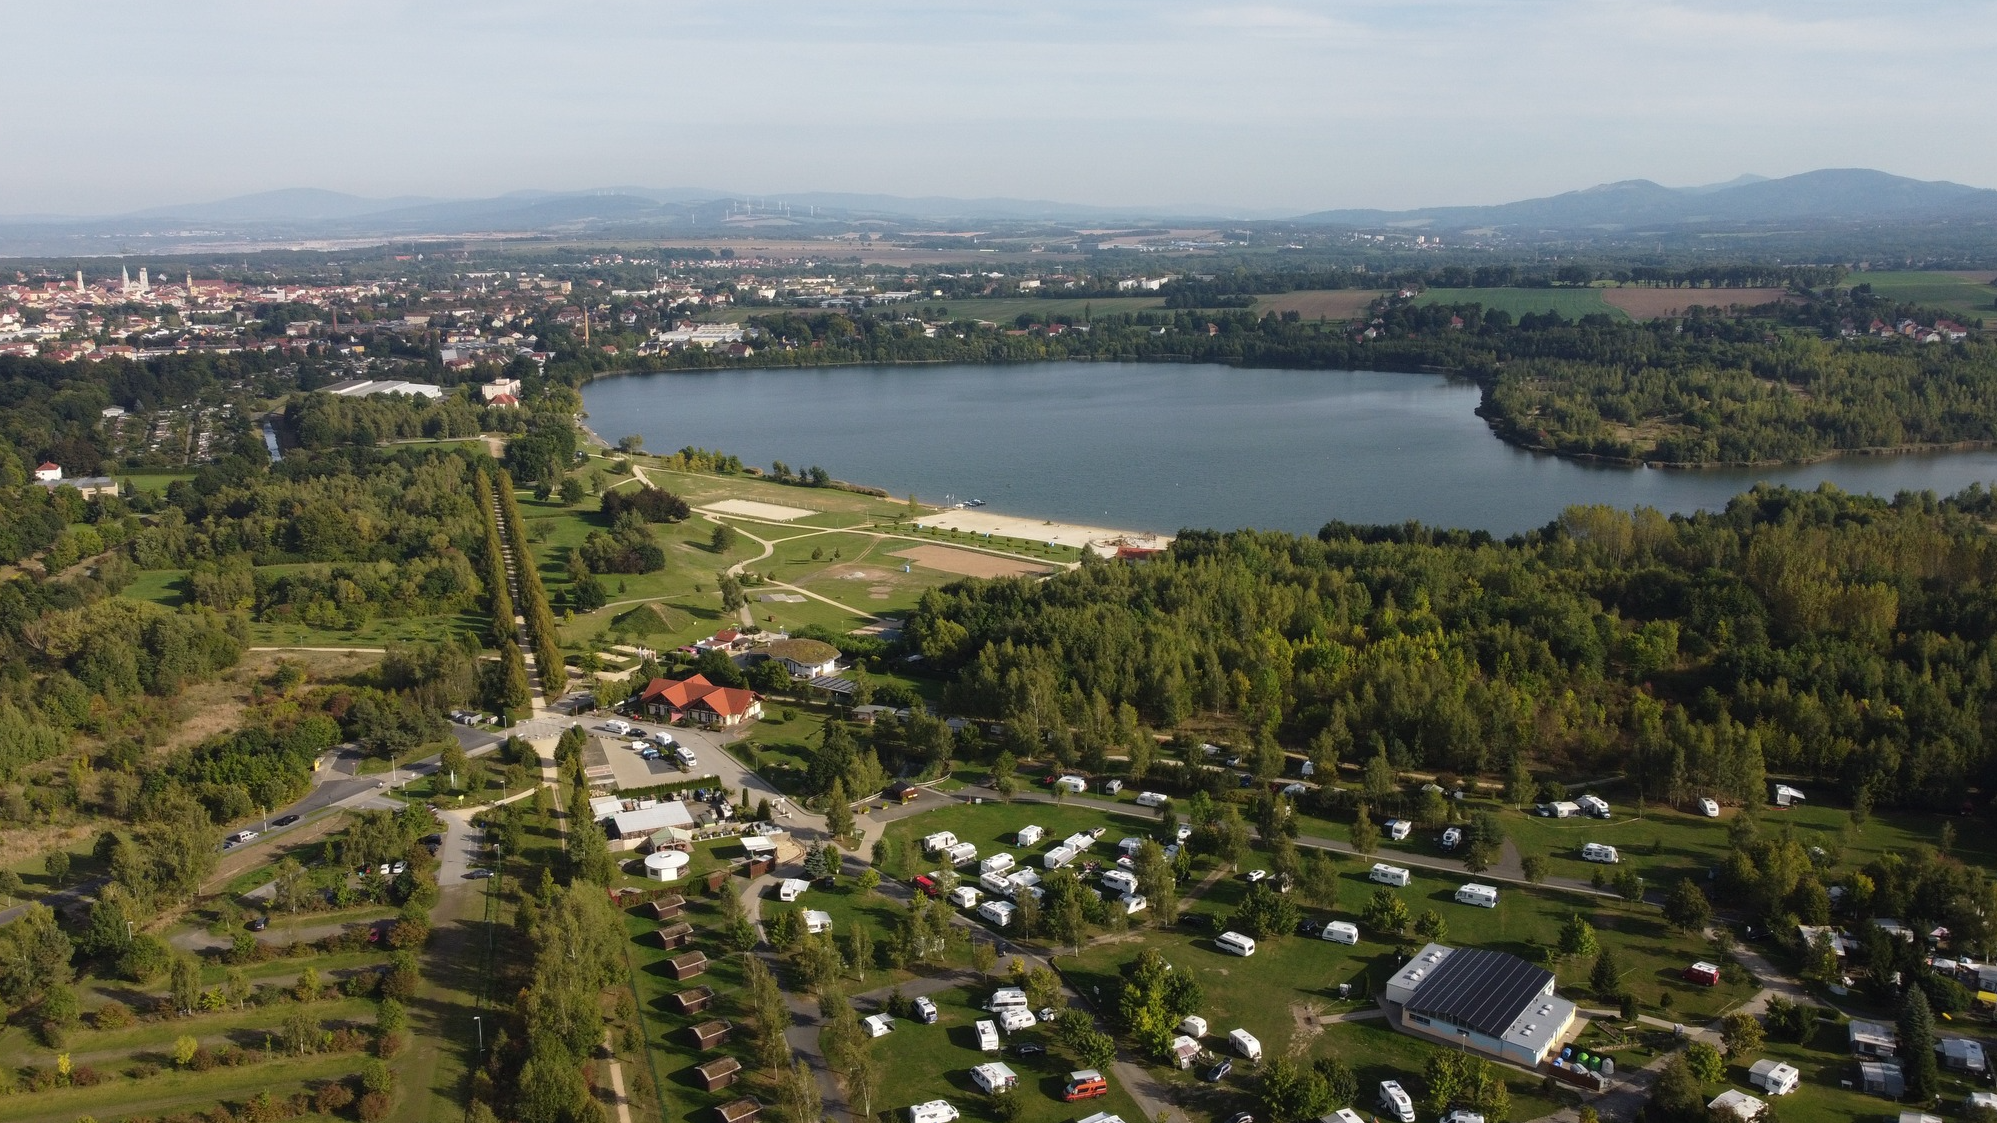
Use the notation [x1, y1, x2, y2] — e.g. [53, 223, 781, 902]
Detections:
[1383, 943, 1578, 1067]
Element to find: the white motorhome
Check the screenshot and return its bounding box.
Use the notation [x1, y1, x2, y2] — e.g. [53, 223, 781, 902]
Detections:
[863, 1013, 895, 1037]
[1016, 824, 1044, 847]
[979, 853, 1015, 875]
[922, 830, 959, 854]
[1044, 845, 1078, 869]
[1581, 843, 1620, 864]
[777, 878, 809, 902]
[970, 1063, 1018, 1094]
[1230, 1028, 1262, 1061]
[1120, 893, 1147, 915]
[1323, 1111, 1366, 1123]
[1101, 779, 1124, 795]
[1578, 794, 1611, 818]
[1101, 869, 1140, 896]
[1379, 1081, 1416, 1123]
[978, 900, 1017, 928]
[1063, 832, 1094, 852]
[1215, 931, 1258, 957]
[909, 1101, 960, 1123]
[986, 987, 1029, 1011]
[1369, 863, 1412, 887]
[1178, 1015, 1208, 1038]
[1385, 819, 1412, 841]
[1699, 797, 1721, 817]
[1749, 1059, 1800, 1096]
[1006, 868, 1041, 893]
[1455, 883, 1499, 908]
[980, 871, 1014, 896]
[1536, 801, 1582, 819]
[948, 886, 980, 908]
[975, 1019, 1001, 1052]
[1054, 775, 1088, 793]
[943, 842, 979, 866]
[1323, 921, 1360, 945]
[1135, 791, 1170, 808]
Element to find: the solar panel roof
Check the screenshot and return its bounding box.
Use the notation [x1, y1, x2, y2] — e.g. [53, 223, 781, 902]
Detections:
[1403, 947, 1555, 1038]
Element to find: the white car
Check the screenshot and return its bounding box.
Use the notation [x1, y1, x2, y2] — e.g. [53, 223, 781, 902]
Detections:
[390, 860, 408, 875]
[1175, 825, 1192, 842]
[1244, 869, 1268, 883]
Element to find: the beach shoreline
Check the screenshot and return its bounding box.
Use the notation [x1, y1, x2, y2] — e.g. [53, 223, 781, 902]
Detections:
[914, 509, 1173, 556]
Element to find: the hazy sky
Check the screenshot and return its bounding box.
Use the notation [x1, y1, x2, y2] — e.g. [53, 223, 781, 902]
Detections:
[5, 0, 1993, 216]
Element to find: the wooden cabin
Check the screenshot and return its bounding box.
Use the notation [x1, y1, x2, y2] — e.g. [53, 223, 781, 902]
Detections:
[649, 894, 686, 921]
[689, 1019, 732, 1049]
[666, 952, 709, 980]
[657, 921, 694, 950]
[671, 985, 716, 1015]
[695, 1057, 742, 1092]
[715, 1098, 761, 1123]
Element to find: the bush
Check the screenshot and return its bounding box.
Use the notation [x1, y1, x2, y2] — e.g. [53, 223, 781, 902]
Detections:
[128, 1061, 162, 1081]
[356, 1092, 393, 1123]
[314, 1082, 355, 1116]
[70, 1064, 103, 1087]
[93, 1001, 134, 1030]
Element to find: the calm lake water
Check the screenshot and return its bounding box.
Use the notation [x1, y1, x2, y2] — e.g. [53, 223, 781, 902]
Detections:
[581, 362, 1997, 537]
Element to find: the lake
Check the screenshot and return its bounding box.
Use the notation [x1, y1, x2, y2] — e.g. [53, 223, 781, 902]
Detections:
[581, 362, 1997, 537]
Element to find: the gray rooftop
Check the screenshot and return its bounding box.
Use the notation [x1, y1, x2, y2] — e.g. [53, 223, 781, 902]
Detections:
[1403, 946, 1557, 1039]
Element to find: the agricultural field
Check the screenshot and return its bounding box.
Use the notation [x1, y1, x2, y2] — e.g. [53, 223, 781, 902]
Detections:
[1597, 287, 1790, 319]
[1848, 270, 1997, 322]
[712, 296, 1166, 326]
[1248, 290, 1387, 321]
[1414, 287, 1625, 320]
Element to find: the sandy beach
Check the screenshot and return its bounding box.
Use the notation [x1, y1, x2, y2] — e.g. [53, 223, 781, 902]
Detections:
[914, 510, 1174, 555]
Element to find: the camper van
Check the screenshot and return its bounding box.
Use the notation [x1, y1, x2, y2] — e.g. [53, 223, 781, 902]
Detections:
[986, 987, 1030, 1011]
[970, 1063, 1018, 1094]
[1581, 843, 1620, 864]
[1178, 1015, 1208, 1038]
[980, 871, 1013, 896]
[1063, 832, 1094, 852]
[1324, 1110, 1366, 1123]
[1536, 801, 1582, 818]
[1054, 775, 1088, 793]
[1385, 819, 1412, 841]
[979, 853, 1015, 875]
[1215, 931, 1258, 957]
[777, 878, 809, 902]
[601, 720, 633, 736]
[913, 996, 939, 1023]
[978, 900, 1017, 928]
[1063, 1070, 1109, 1101]
[948, 886, 980, 909]
[1101, 869, 1140, 896]
[1016, 825, 1044, 847]
[1683, 961, 1722, 986]
[1120, 893, 1148, 915]
[943, 842, 979, 866]
[1044, 845, 1078, 869]
[1454, 883, 1499, 908]
[1369, 863, 1412, 887]
[975, 1020, 1001, 1052]
[1101, 779, 1124, 795]
[997, 1007, 1038, 1033]
[1379, 1081, 1416, 1123]
[1699, 797, 1721, 817]
[909, 1101, 960, 1123]
[1439, 827, 1463, 851]
[1749, 1059, 1800, 1096]
[1135, 791, 1170, 808]
[922, 831, 959, 854]
[862, 1013, 895, 1038]
[1229, 1028, 1263, 1061]
[1577, 794, 1611, 818]
[1323, 921, 1360, 945]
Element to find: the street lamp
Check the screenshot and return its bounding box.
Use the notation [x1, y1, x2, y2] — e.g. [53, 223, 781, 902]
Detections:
[473, 1015, 482, 1057]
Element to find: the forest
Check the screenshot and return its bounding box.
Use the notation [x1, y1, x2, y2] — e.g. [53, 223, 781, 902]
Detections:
[895, 483, 1997, 815]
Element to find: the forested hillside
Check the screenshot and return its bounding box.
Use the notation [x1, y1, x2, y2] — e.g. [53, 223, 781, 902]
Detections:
[903, 484, 1997, 813]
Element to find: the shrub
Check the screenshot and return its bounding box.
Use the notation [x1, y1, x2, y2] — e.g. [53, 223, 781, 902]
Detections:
[128, 1061, 162, 1081]
[93, 1001, 133, 1030]
[189, 1046, 218, 1072]
[314, 1082, 355, 1116]
[70, 1064, 103, 1087]
[356, 1092, 392, 1123]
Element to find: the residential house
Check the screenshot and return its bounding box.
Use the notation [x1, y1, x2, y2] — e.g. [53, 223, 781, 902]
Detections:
[761, 637, 841, 679]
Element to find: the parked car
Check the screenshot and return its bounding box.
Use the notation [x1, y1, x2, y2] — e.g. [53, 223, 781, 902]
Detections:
[390, 861, 408, 875]
[1203, 1060, 1233, 1083]
[1012, 1043, 1046, 1057]
[1295, 918, 1324, 937]
[1439, 827, 1463, 851]
[1244, 869, 1268, 883]
[466, 868, 495, 879]
[913, 996, 939, 1024]
[273, 814, 300, 828]
[247, 916, 268, 932]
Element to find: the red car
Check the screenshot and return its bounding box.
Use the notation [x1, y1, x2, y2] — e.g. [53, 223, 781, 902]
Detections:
[1683, 961, 1721, 986]
[913, 874, 938, 898]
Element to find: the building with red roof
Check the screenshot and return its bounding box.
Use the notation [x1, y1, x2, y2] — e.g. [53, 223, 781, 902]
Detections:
[635, 674, 762, 727]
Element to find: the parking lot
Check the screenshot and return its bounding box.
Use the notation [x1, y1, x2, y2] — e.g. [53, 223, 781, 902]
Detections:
[585, 716, 805, 823]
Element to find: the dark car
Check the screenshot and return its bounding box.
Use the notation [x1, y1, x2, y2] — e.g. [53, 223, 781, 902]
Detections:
[466, 868, 496, 879]
[1203, 1060, 1232, 1083]
[1226, 1114, 1253, 1123]
[1012, 1043, 1046, 1058]
[420, 834, 442, 846]
[1295, 918, 1324, 937]
[273, 814, 300, 828]
[1237, 773, 1254, 788]
[1178, 912, 1211, 930]
[247, 916, 268, 932]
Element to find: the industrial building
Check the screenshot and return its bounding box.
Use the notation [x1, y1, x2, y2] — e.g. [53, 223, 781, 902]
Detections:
[1384, 943, 1578, 1067]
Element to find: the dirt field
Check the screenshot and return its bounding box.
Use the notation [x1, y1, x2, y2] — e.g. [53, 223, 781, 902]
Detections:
[891, 544, 1056, 579]
[1251, 290, 1385, 320]
[704, 498, 817, 521]
[1599, 287, 1790, 318]
[914, 511, 1171, 551]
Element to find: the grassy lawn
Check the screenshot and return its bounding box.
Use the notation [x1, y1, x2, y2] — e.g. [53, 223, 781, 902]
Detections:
[622, 889, 760, 1123]
[124, 567, 189, 606]
[1414, 287, 1625, 320]
[18, 996, 379, 1067]
[115, 469, 198, 494]
[864, 981, 1151, 1123]
[876, 801, 1158, 883]
[244, 611, 489, 648]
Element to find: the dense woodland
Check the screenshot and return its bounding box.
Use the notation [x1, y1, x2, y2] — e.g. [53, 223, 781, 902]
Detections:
[902, 484, 1997, 816]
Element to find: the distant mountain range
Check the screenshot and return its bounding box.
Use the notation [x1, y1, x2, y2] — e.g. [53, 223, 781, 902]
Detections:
[1292, 169, 1997, 231]
[1, 168, 1993, 256]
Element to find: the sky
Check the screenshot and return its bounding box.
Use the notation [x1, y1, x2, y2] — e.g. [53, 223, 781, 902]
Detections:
[4, 0, 1994, 217]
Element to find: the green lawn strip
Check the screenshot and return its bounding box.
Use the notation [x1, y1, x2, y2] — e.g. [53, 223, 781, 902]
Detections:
[1846, 271, 1996, 322]
[243, 611, 487, 648]
[1414, 287, 1624, 320]
[18, 996, 377, 1068]
[876, 802, 1153, 882]
[0, 1052, 356, 1123]
[4, 833, 113, 894]
[866, 982, 1150, 1123]
[122, 567, 189, 606]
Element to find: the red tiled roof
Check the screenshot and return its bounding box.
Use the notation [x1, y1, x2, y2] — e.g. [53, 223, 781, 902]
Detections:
[638, 674, 758, 718]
